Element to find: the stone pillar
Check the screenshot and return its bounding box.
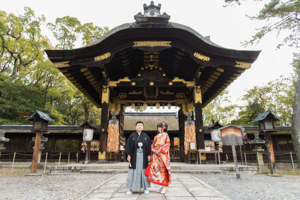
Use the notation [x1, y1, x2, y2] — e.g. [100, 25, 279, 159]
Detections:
[253, 149, 264, 166]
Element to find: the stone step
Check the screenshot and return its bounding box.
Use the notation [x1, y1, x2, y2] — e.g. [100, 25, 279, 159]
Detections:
[80, 169, 128, 174]
[0, 162, 69, 169]
[48, 163, 257, 174]
[79, 169, 224, 174]
[172, 169, 224, 174]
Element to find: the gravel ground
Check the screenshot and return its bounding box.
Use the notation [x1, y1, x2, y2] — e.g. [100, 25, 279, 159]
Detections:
[0, 171, 114, 200]
[1, 169, 300, 200]
[194, 173, 300, 200]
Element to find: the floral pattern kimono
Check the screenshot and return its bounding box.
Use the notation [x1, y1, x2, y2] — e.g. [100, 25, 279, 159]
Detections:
[146, 132, 171, 186]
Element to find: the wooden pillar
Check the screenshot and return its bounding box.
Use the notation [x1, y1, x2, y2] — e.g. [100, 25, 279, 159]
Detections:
[30, 132, 41, 174]
[119, 104, 124, 138]
[178, 109, 186, 162]
[23, 136, 30, 161]
[51, 137, 56, 152]
[170, 137, 174, 149]
[266, 133, 277, 174]
[26, 136, 32, 152]
[194, 86, 204, 149]
[99, 86, 109, 155]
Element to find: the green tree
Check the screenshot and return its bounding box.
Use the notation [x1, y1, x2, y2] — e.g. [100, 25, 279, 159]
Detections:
[0, 75, 45, 124]
[81, 23, 109, 46]
[203, 90, 238, 126]
[225, 0, 300, 168]
[0, 7, 49, 82]
[47, 16, 109, 125]
[17, 59, 72, 124]
[47, 16, 82, 49]
[231, 98, 265, 126]
[232, 76, 294, 126]
[48, 16, 109, 49]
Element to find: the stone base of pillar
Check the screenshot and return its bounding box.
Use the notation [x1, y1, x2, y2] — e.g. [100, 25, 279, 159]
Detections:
[29, 164, 44, 170]
[253, 149, 265, 166]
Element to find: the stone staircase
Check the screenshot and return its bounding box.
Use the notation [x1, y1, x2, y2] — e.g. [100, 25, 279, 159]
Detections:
[49, 162, 257, 174]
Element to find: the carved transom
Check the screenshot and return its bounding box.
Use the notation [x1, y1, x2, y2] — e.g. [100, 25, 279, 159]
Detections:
[132, 66, 171, 84]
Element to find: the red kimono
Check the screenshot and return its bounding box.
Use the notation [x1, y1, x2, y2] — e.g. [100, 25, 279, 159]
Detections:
[147, 132, 171, 186]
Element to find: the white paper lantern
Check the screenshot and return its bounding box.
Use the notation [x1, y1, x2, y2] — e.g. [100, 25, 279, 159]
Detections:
[83, 129, 94, 141]
[211, 129, 221, 142]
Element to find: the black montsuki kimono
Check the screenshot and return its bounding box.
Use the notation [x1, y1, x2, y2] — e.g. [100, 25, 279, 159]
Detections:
[125, 131, 151, 169]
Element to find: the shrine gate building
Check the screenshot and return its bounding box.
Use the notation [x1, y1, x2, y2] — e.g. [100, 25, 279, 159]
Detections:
[45, 2, 260, 161]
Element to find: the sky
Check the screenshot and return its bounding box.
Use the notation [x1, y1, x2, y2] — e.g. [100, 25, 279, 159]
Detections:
[2, 0, 297, 112]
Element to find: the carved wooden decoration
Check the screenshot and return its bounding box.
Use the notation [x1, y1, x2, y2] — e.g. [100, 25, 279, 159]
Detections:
[106, 120, 120, 153]
[184, 120, 197, 155]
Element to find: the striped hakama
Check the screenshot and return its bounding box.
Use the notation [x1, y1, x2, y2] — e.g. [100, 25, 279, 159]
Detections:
[125, 149, 150, 191]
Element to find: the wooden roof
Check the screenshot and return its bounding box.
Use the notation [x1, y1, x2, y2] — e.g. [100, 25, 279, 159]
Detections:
[45, 2, 261, 108]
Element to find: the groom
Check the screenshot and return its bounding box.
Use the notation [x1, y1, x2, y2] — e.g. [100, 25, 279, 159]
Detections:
[125, 121, 151, 194]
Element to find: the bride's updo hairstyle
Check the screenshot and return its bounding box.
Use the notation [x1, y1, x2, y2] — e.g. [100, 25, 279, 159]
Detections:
[157, 123, 168, 132]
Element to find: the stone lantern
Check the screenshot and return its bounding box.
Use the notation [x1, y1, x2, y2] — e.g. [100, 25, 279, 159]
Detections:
[80, 121, 97, 164]
[0, 130, 10, 168]
[249, 133, 265, 168]
[26, 110, 54, 174]
[252, 110, 280, 175]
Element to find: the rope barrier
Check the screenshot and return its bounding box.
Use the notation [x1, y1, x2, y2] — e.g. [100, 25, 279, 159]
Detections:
[242, 152, 296, 156]
[47, 153, 60, 156]
[15, 153, 33, 156]
[0, 153, 15, 156]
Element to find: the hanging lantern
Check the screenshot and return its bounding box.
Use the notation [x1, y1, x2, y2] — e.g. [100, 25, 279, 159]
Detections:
[167, 103, 171, 109]
[131, 103, 135, 109]
[211, 129, 221, 142]
[83, 128, 94, 141]
[143, 103, 147, 110]
[156, 102, 160, 109]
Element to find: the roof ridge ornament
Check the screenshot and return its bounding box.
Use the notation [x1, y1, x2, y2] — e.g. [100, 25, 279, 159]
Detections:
[134, 1, 170, 25]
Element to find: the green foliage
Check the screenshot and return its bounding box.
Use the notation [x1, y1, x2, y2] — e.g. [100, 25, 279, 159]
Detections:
[47, 16, 82, 49]
[0, 7, 107, 126]
[203, 90, 238, 126]
[231, 75, 294, 126]
[81, 23, 109, 46]
[56, 139, 79, 151]
[231, 98, 265, 126]
[228, 0, 300, 48]
[0, 7, 50, 82]
[48, 16, 109, 49]
[0, 79, 45, 124]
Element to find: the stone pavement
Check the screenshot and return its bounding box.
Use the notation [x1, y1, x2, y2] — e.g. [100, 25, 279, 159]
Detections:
[79, 173, 231, 200]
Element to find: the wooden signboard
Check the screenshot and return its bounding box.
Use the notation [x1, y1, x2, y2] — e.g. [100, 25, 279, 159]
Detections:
[218, 125, 244, 179]
[219, 125, 243, 146]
